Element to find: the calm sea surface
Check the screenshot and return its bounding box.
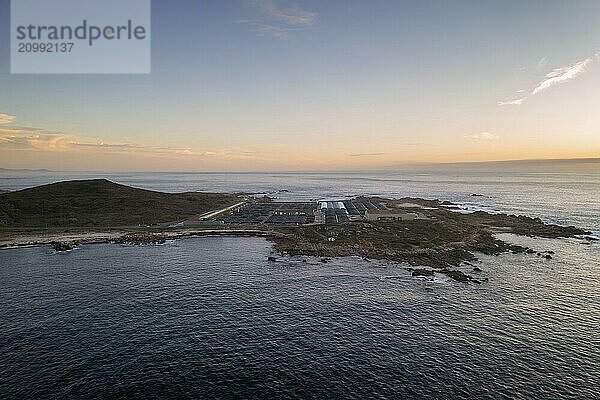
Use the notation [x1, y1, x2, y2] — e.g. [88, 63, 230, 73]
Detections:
[1, 164, 599, 399]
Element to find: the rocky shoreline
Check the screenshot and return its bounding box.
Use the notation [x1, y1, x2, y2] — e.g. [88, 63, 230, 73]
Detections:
[268, 197, 592, 283]
[2, 197, 595, 284]
[2, 229, 279, 250]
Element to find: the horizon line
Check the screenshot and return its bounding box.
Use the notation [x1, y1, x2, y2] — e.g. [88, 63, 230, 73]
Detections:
[1, 156, 598, 174]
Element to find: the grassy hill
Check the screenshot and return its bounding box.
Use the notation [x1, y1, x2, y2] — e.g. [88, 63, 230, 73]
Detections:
[0, 179, 239, 228]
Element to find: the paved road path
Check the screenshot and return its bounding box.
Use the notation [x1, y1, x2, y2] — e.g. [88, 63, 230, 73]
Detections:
[198, 201, 246, 220]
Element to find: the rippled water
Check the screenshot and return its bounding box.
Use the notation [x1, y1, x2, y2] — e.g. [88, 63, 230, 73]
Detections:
[1, 164, 599, 398]
[1, 235, 599, 399]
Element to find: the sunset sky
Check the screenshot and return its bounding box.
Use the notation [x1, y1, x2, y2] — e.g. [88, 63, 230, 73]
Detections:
[1, 0, 599, 171]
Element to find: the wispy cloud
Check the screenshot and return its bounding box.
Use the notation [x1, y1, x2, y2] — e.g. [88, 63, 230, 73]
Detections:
[70, 141, 206, 156]
[499, 53, 598, 106]
[349, 152, 387, 157]
[252, 24, 297, 40]
[0, 127, 73, 151]
[466, 132, 499, 141]
[254, 0, 318, 26]
[0, 116, 200, 156]
[532, 56, 594, 95]
[0, 124, 256, 161]
[0, 113, 15, 124]
[498, 98, 525, 106]
[242, 0, 318, 40]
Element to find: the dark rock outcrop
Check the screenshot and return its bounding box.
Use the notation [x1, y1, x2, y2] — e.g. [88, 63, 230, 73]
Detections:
[440, 269, 474, 283]
[412, 268, 435, 277]
[51, 241, 74, 252]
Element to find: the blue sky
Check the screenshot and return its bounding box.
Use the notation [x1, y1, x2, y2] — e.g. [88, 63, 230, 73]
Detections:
[0, 0, 599, 170]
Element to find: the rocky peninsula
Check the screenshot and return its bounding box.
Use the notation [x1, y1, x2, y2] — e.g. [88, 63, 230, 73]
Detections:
[1, 180, 594, 283]
[269, 197, 589, 282]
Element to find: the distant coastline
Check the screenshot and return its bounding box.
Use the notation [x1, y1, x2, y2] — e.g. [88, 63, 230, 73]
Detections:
[1, 156, 598, 176]
[0, 168, 52, 172]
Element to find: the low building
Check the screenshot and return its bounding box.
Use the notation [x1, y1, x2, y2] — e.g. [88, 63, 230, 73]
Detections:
[364, 209, 418, 221]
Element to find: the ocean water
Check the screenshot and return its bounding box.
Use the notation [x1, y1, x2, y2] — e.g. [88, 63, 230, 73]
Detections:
[0, 235, 599, 399]
[1, 164, 599, 399]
